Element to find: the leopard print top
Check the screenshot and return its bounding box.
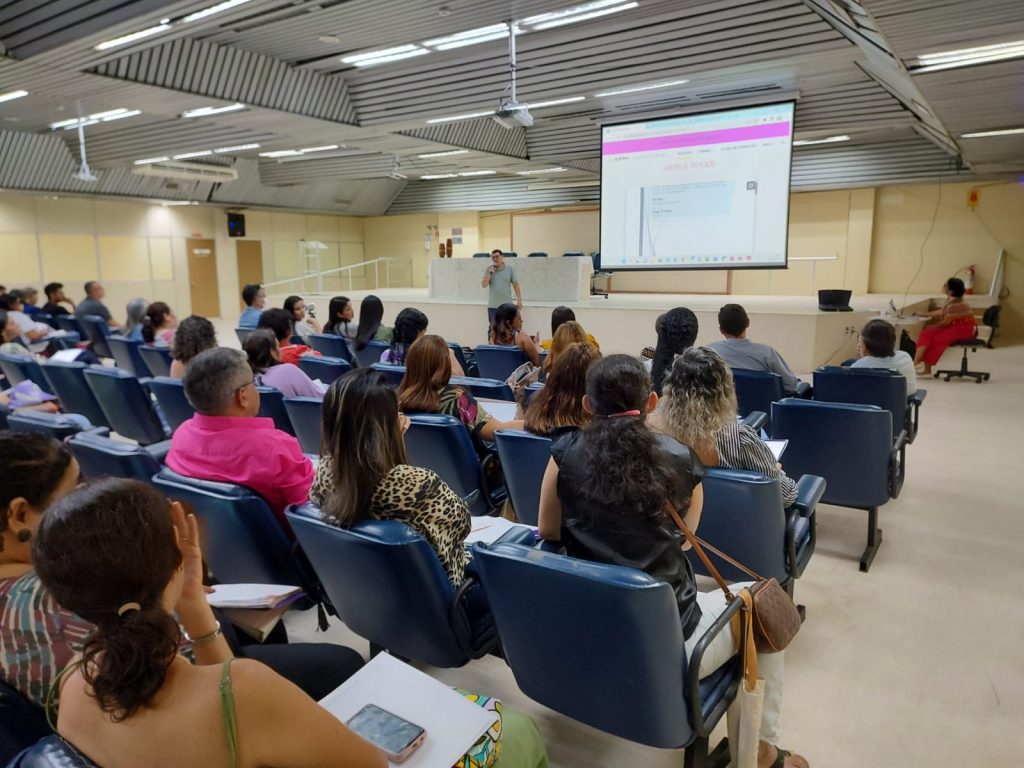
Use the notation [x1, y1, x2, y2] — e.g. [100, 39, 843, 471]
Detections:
[310, 458, 471, 585]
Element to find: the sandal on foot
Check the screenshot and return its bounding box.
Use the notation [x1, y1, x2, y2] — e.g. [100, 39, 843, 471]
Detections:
[769, 747, 808, 768]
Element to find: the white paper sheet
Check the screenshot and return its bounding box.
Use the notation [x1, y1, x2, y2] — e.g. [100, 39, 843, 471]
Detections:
[477, 398, 518, 422]
[50, 348, 84, 362]
[320, 654, 496, 768]
[464, 517, 537, 546]
[764, 439, 788, 462]
[207, 583, 302, 609]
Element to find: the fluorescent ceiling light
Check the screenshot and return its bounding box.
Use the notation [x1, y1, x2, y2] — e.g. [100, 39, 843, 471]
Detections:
[457, 170, 495, 176]
[50, 108, 141, 130]
[913, 39, 1024, 73]
[527, 1, 638, 31]
[341, 44, 429, 67]
[214, 143, 261, 153]
[961, 127, 1024, 138]
[300, 145, 339, 153]
[793, 135, 850, 146]
[594, 79, 689, 97]
[424, 24, 509, 50]
[134, 156, 169, 165]
[426, 110, 495, 124]
[417, 150, 469, 158]
[523, 0, 630, 26]
[421, 173, 458, 179]
[172, 150, 213, 159]
[162, 201, 199, 206]
[516, 167, 567, 175]
[258, 145, 339, 158]
[94, 24, 171, 51]
[182, 103, 246, 118]
[182, 0, 253, 23]
[0, 90, 28, 103]
[524, 96, 586, 109]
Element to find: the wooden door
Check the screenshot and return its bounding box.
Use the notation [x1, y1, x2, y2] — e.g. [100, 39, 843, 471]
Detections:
[186, 239, 221, 318]
[236, 240, 264, 311]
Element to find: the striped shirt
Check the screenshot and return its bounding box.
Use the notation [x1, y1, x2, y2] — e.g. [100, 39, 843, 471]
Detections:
[716, 421, 798, 507]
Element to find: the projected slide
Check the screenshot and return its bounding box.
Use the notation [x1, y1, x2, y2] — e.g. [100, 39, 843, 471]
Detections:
[601, 102, 794, 270]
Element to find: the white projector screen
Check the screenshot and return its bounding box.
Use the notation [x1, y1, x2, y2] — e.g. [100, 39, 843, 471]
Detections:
[600, 102, 794, 271]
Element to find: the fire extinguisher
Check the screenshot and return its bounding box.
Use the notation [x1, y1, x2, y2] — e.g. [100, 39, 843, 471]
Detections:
[964, 265, 975, 295]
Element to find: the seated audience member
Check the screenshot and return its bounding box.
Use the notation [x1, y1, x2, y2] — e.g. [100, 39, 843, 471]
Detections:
[912, 277, 977, 375]
[238, 283, 266, 329]
[141, 301, 178, 346]
[122, 297, 147, 341]
[354, 294, 393, 351]
[322, 295, 357, 342]
[851, 319, 918, 395]
[399, 335, 522, 444]
[30, 476, 387, 768]
[652, 347, 798, 507]
[524, 342, 601, 438]
[310, 369, 471, 584]
[707, 304, 803, 395]
[244, 329, 325, 399]
[0, 309, 34, 356]
[648, 306, 699, 396]
[41, 282, 74, 316]
[284, 295, 321, 342]
[259, 308, 320, 365]
[75, 281, 120, 329]
[540, 306, 599, 351]
[489, 302, 541, 367]
[542, 320, 590, 376]
[382, 308, 463, 375]
[0, 291, 54, 344]
[538, 355, 806, 768]
[20, 287, 41, 317]
[169, 315, 216, 379]
[166, 347, 314, 525]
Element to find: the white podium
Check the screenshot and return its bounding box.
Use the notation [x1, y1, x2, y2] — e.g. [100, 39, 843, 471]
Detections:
[428, 256, 593, 303]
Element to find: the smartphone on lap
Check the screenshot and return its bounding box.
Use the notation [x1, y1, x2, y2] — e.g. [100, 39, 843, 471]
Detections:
[346, 704, 426, 763]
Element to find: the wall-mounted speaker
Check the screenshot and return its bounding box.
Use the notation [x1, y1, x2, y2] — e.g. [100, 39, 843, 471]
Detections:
[227, 212, 246, 237]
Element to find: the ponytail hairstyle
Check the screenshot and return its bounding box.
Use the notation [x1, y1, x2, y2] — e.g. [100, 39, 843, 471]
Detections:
[659, 347, 737, 453]
[142, 302, 172, 344]
[33, 479, 183, 721]
[650, 307, 699, 396]
[243, 328, 280, 375]
[560, 355, 674, 523]
[388, 307, 428, 365]
[354, 295, 385, 352]
[489, 303, 519, 345]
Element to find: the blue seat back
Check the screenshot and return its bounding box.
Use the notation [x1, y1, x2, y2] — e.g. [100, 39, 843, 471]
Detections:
[772, 399, 892, 508]
[450, 376, 514, 402]
[0, 354, 53, 394]
[287, 507, 468, 667]
[448, 342, 470, 374]
[235, 328, 254, 346]
[474, 345, 527, 382]
[138, 344, 172, 378]
[354, 339, 390, 368]
[370, 362, 406, 388]
[78, 315, 114, 359]
[256, 386, 295, 434]
[7, 735, 97, 768]
[56, 315, 86, 337]
[106, 336, 148, 377]
[404, 414, 488, 515]
[814, 366, 907, 440]
[297, 355, 351, 386]
[33, 312, 58, 330]
[40, 361, 110, 428]
[308, 333, 355, 363]
[494, 430, 551, 525]
[283, 397, 322, 454]
[731, 370, 783, 431]
[523, 381, 544, 405]
[153, 468, 294, 584]
[67, 431, 162, 482]
[473, 543, 695, 747]
[7, 411, 89, 440]
[82, 366, 167, 445]
[527, 252, 548, 257]
[148, 377, 195, 432]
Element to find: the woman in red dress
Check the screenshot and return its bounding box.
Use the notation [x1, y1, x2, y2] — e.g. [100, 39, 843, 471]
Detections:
[914, 277, 976, 375]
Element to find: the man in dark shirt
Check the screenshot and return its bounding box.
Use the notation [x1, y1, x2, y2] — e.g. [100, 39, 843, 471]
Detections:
[41, 282, 75, 316]
[75, 281, 119, 329]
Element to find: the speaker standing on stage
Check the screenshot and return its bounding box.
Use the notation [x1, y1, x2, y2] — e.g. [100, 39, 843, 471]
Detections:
[482, 249, 521, 324]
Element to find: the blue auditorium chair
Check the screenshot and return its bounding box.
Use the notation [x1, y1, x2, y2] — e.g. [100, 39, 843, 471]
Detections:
[527, 252, 548, 258]
[814, 365, 926, 444]
[82, 366, 170, 447]
[298, 355, 351, 386]
[257, 386, 295, 434]
[0, 680, 54, 766]
[78, 315, 114, 359]
[308, 333, 356, 364]
[731, 369, 784, 432]
[55, 315, 86, 338]
[67, 431, 163, 482]
[0, 404, 8, 430]
[404, 414, 505, 516]
[40, 361, 111, 429]
[448, 342, 471, 375]
[33, 312, 58, 330]
[522, 381, 544, 406]
[283, 397, 322, 455]
[147, 377, 195, 432]
[370, 362, 406, 388]
[353, 339, 389, 368]
[772, 399, 905, 572]
[474, 345, 527, 382]
[740, 410, 768, 432]
[7, 411, 97, 441]
[139, 344, 173, 378]
[494, 429, 552, 525]
[235, 328, 254, 346]
[0, 353, 53, 394]
[7, 735, 96, 767]
[153, 468, 294, 584]
[106, 336, 149, 377]
[450, 375, 515, 402]
[472, 543, 740, 760]
[287, 506, 497, 667]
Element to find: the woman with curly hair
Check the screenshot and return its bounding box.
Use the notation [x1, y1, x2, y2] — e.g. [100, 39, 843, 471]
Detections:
[648, 307, 699, 396]
[169, 315, 216, 378]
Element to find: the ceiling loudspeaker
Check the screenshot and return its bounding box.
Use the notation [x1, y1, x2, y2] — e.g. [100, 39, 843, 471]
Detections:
[132, 160, 238, 182]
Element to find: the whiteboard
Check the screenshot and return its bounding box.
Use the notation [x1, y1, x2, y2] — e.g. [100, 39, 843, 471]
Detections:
[511, 210, 599, 258]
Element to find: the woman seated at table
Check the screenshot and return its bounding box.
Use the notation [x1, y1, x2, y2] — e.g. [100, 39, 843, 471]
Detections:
[850, 319, 917, 396]
[488, 303, 540, 367]
[382, 307, 463, 375]
[912, 277, 976, 375]
[537, 354, 806, 768]
[524, 342, 600, 439]
[169, 315, 216, 378]
[399, 334, 521, 444]
[651, 347, 798, 507]
[244, 329, 325, 399]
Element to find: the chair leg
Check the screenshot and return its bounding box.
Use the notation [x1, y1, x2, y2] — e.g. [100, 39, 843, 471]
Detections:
[860, 506, 882, 572]
[683, 736, 730, 768]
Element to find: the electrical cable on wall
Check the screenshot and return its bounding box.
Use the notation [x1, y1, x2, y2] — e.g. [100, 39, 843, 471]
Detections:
[900, 180, 942, 313]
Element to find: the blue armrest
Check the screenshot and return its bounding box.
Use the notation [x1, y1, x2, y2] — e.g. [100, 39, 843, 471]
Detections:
[909, 389, 927, 406]
[789, 474, 826, 518]
[890, 430, 907, 499]
[143, 439, 173, 464]
[741, 410, 768, 432]
[794, 381, 812, 398]
[536, 539, 566, 555]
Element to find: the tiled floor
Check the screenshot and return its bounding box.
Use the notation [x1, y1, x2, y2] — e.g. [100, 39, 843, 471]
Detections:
[284, 342, 1024, 767]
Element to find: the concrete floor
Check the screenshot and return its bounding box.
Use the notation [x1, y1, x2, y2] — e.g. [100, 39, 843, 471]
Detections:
[282, 339, 1024, 767]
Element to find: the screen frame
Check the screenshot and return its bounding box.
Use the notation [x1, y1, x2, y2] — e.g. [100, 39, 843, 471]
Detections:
[597, 99, 796, 273]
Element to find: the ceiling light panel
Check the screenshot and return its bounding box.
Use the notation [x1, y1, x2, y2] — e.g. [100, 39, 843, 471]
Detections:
[793, 135, 850, 146]
[341, 44, 429, 67]
[417, 150, 469, 158]
[182, 0, 253, 23]
[426, 110, 495, 124]
[214, 143, 261, 153]
[134, 156, 169, 165]
[912, 39, 1024, 73]
[49, 109, 141, 130]
[172, 150, 213, 159]
[522, 0, 632, 26]
[421, 173, 458, 179]
[0, 90, 28, 103]
[524, 96, 586, 109]
[516, 167, 568, 174]
[527, 1, 639, 31]
[961, 127, 1024, 138]
[258, 145, 339, 158]
[94, 23, 171, 51]
[424, 24, 514, 50]
[182, 103, 246, 118]
[594, 79, 689, 97]
[457, 170, 495, 176]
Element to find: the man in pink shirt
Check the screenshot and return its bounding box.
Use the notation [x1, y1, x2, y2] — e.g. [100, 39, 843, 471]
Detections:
[167, 347, 313, 528]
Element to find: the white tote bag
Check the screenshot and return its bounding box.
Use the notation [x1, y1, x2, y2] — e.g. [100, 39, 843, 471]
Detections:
[727, 590, 764, 768]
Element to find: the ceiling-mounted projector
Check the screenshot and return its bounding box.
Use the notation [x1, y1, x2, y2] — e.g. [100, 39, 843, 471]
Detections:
[493, 101, 533, 129]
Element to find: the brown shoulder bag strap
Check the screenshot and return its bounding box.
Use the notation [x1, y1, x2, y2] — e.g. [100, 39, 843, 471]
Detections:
[663, 501, 734, 602]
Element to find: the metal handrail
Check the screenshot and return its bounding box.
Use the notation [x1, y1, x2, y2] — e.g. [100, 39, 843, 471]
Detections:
[262, 257, 413, 293]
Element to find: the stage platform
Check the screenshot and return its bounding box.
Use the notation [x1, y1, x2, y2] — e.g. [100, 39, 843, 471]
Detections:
[263, 288, 935, 375]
